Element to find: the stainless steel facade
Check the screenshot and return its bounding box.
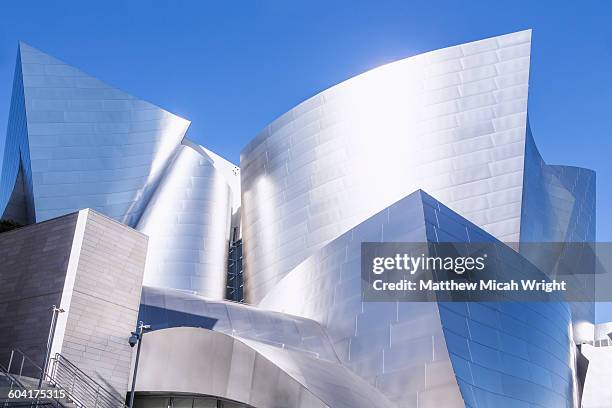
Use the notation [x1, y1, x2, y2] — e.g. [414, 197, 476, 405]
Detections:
[0, 42, 190, 227]
[0, 43, 240, 298]
[135, 188, 589, 407]
[0, 48, 34, 225]
[136, 142, 234, 297]
[519, 128, 596, 343]
[136, 286, 396, 408]
[238, 29, 595, 407]
[241, 30, 534, 304]
[259, 191, 578, 407]
[1, 30, 600, 408]
[139, 285, 338, 360]
[134, 327, 381, 408]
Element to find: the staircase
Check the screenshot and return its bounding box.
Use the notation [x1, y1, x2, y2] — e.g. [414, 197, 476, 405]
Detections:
[1, 350, 127, 408]
[49, 354, 126, 408]
[0, 359, 68, 408]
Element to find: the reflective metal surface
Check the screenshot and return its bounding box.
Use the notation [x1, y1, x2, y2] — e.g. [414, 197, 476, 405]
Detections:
[519, 127, 596, 344]
[259, 191, 462, 407]
[139, 285, 338, 361]
[1, 31, 599, 408]
[136, 144, 233, 298]
[0, 48, 34, 224]
[133, 327, 330, 408]
[0, 42, 190, 227]
[260, 190, 577, 407]
[0, 43, 241, 299]
[520, 128, 596, 245]
[241, 30, 533, 303]
[136, 290, 397, 408]
[239, 30, 594, 406]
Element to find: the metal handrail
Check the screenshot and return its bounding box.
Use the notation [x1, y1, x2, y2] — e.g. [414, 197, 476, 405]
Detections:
[0, 361, 29, 392]
[49, 354, 126, 408]
[3, 349, 127, 408]
[0, 361, 64, 408]
[4, 350, 78, 408]
[9, 349, 44, 377]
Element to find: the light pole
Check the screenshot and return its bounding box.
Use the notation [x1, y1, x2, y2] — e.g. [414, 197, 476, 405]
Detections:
[128, 321, 150, 408]
[39, 305, 65, 388]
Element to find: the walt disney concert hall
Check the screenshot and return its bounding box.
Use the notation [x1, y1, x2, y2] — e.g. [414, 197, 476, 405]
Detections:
[0, 30, 610, 408]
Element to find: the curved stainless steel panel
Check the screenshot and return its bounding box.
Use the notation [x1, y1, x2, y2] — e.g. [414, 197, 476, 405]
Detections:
[135, 327, 397, 408]
[0, 47, 35, 224]
[520, 128, 596, 245]
[260, 191, 465, 407]
[0, 32, 597, 408]
[139, 285, 338, 361]
[136, 145, 232, 298]
[134, 327, 328, 408]
[260, 190, 578, 407]
[1, 42, 190, 227]
[0, 43, 243, 301]
[241, 30, 533, 303]
[520, 128, 597, 344]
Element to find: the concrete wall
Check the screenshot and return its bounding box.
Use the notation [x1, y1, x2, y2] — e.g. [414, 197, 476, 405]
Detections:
[0, 209, 147, 397]
[0, 211, 78, 369]
[56, 210, 148, 396]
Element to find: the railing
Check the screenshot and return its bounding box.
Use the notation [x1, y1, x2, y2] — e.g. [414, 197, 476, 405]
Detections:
[3, 349, 87, 408]
[49, 354, 126, 408]
[4, 349, 52, 387]
[0, 360, 64, 408]
[2, 350, 127, 408]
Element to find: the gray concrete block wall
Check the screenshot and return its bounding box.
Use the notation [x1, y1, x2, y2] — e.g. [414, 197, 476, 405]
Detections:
[0, 209, 147, 399]
[60, 210, 148, 397]
[0, 212, 78, 372]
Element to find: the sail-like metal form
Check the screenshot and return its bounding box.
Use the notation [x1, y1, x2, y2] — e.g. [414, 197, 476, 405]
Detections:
[0, 43, 240, 299]
[235, 29, 595, 407]
[259, 190, 577, 407]
[0, 42, 190, 227]
[1, 30, 599, 408]
[241, 30, 535, 303]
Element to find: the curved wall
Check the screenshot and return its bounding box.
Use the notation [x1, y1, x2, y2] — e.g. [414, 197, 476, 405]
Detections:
[260, 190, 577, 408]
[519, 128, 596, 343]
[1, 42, 190, 227]
[133, 327, 328, 408]
[134, 327, 396, 408]
[0, 43, 245, 301]
[139, 285, 338, 360]
[519, 127, 596, 245]
[259, 191, 465, 407]
[0, 48, 35, 224]
[241, 30, 533, 303]
[136, 144, 232, 298]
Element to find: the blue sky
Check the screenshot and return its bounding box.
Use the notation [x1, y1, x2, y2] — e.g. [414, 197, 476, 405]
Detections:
[1, 1, 611, 321]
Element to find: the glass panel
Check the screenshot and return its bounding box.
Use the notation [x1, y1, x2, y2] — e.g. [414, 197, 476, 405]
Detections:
[221, 401, 246, 408]
[193, 398, 217, 408]
[134, 397, 169, 408]
[172, 398, 194, 408]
